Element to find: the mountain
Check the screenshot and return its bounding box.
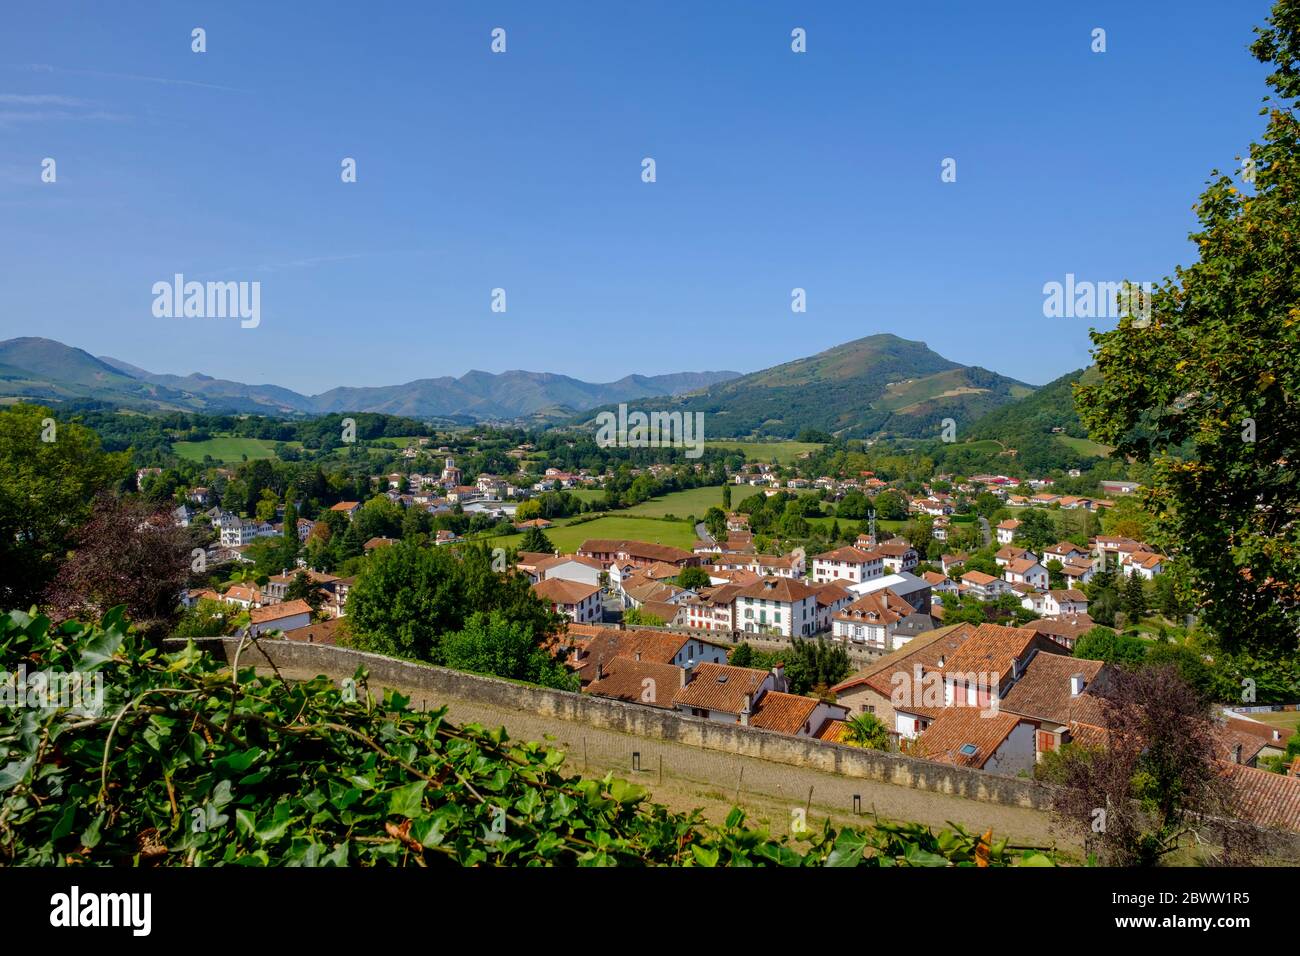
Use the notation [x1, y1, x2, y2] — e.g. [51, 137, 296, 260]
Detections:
[580, 334, 1035, 440]
[0, 337, 740, 421]
[963, 365, 1110, 471]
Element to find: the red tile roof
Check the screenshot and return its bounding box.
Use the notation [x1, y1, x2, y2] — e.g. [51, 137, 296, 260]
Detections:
[748, 692, 823, 735]
[914, 708, 1028, 769]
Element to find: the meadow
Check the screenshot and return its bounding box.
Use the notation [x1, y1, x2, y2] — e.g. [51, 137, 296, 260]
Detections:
[171, 436, 301, 462]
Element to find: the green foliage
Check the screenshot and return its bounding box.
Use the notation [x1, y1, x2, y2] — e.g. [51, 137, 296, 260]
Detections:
[519, 526, 554, 554]
[0, 610, 1049, 867]
[0, 403, 131, 610]
[1013, 509, 1057, 552]
[440, 611, 578, 691]
[621, 607, 665, 627]
[1074, 0, 1300, 653]
[346, 542, 560, 667]
[843, 713, 891, 750]
[675, 567, 712, 591]
[1073, 627, 1147, 666]
[784, 638, 852, 697]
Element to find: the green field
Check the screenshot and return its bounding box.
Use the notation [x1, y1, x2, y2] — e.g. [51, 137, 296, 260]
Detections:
[957, 439, 1005, 455]
[480, 515, 698, 554]
[705, 441, 823, 465]
[1056, 434, 1112, 457]
[805, 515, 907, 535]
[1249, 711, 1300, 736]
[172, 436, 301, 462]
[622, 484, 823, 519]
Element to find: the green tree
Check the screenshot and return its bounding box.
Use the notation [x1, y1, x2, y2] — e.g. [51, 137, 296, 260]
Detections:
[1074, 626, 1147, 666]
[285, 570, 324, 615]
[519, 526, 554, 553]
[0, 404, 130, 609]
[675, 566, 712, 591]
[703, 507, 728, 541]
[1074, 1, 1300, 653]
[843, 713, 891, 750]
[622, 607, 665, 627]
[722, 483, 732, 509]
[1123, 572, 1149, 624]
[1014, 509, 1057, 552]
[346, 542, 559, 663]
[440, 610, 578, 690]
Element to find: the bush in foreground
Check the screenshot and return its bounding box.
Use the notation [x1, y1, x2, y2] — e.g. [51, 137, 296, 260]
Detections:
[0, 609, 1052, 867]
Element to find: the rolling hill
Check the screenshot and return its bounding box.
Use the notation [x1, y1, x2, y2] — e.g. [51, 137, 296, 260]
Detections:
[0, 337, 740, 420]
[580, 334, 1035, 440]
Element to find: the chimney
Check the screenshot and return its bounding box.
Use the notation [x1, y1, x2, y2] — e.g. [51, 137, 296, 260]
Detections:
[937, 655, 945, 668]
[1070, 673, 1086, 697]
[596, 661, 604, 681]
[1232, 743, 1243, 764]
[680, 662, 693, 687]
[772, 662, 786, 688]
[634, 651, 641, 662]
[740, 692, 753, 726]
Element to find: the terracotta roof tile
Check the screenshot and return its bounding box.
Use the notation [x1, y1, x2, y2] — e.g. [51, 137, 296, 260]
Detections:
[748, 691, 822, 735]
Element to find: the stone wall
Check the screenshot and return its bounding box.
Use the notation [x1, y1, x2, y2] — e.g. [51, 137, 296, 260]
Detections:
[170, 636, 1052, 811]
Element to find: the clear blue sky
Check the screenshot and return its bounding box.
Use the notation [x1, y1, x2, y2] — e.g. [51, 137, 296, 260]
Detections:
[0, 0, 1273, 394]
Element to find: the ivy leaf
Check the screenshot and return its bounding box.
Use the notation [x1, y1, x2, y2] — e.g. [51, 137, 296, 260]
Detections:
[387, 781, 427, 819]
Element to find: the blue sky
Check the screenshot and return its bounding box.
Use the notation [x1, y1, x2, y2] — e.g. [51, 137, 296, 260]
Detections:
[0, 0, 1273, 394]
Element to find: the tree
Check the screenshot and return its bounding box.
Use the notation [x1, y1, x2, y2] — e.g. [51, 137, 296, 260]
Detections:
[519, 526, 554, 553]
[784, 637, 851, 697]
[1123, 572, 1148, 624]
[174, 598, 232, 638]
[1074, 1, 1300, 653]
[872, 490, 907, 520]
[703, 507, 728, 541]
[285, 570, 324, 615]
[1046, 559, 1066, 590]
[1013, 509, 1057, 552]
[346, 542, 559, 663]
[722, 483, 732, 509]
[675, 566, 712, 591]
[0, 404, 130, 610]
[440, 610, 578, 690]
[1073, 626, 1146, 666]
[43, 495, 197, 642]
[843, 713, 891, 750]
[1045, 665, 1259, 865]
[622, 607, 665, 627]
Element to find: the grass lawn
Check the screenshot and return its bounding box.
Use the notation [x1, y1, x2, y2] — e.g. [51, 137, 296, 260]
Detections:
[705, 440, 823, 465]
[957, 439, 1004, 455]
[1056, 434, 1112, 458]
[478, 514, 698, 554]
[172, 436, 301, 462]
[622, 484, 823, 520]
[1247, 711, 1300, 736]
[370, 436, 428, 448]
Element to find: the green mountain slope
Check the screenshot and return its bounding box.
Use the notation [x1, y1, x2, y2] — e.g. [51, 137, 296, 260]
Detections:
[582, 334, 1034, 440]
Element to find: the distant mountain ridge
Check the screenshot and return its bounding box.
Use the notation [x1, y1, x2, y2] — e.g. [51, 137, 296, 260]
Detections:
[0, 337, 740, 421]
[579, 334, 1036, 440]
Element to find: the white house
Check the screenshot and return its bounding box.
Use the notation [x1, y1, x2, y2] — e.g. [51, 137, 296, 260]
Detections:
[532, 578, 603, 624]
[811, 546, 884, 585]
[732, 577, 819, 638]
[1021, 589, 1089, 618]
[1002, 558, 1049, 591]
